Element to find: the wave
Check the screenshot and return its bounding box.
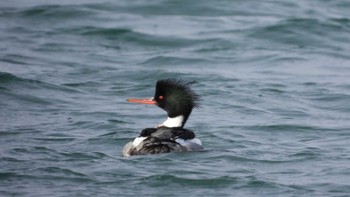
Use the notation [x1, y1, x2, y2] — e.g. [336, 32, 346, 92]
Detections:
[249, 18, 350, 53]
[142, 174, 237, 187]
[75, 26, 204, 49]
[139, 55, 212, 66]
[0, 72, 82, 107]
[0, 72, 77, 93]
[17, 4, 93, 19]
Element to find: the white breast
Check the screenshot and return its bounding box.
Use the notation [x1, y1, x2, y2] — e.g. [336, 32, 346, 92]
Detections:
[160, 115, 184, 128]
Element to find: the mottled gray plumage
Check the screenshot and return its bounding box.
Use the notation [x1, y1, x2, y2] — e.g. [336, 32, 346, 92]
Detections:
[129, 137, 186, 156]
[123, 127, 195, 156]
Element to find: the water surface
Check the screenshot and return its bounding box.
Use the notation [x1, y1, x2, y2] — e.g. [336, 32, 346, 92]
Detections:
[1, 0, 350, 196]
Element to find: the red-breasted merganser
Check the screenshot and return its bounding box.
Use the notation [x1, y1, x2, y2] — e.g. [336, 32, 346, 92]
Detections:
[122, 79, 203, 156]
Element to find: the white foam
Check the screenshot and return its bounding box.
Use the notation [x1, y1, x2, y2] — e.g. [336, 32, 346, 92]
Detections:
[175, 138, 203, 151]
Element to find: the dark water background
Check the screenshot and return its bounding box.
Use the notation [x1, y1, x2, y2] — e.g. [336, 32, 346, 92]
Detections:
[1, 0, 350, 196]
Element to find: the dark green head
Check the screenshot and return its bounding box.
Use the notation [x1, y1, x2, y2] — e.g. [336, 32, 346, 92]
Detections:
[153, 79, 199, 125]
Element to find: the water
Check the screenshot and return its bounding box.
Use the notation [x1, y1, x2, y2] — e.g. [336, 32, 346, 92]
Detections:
[1, 0, 350, 196]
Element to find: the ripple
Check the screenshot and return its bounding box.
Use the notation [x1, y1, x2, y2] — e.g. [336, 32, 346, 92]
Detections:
[142, 174, 237, 187]
[37, 166, 87, 177]
[289, 147, 325, 158]
[60, 152, 109, 161]
[0, 172, 17, 180]
[2, 1, 350, 196]
[76, 26, 201, 48]
[250, 18, 350, 51]
[139, 55, 211, 66]
[18, 4, 93, 19]
[32, 137, 76, 142]
[246, 124, 326, 132]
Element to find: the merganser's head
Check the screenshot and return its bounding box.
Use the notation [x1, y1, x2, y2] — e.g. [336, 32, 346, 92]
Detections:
[127, 79, 199, 128]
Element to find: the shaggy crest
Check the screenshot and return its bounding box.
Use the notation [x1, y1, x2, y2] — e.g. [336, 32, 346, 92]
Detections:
[153, 79, 199, 125]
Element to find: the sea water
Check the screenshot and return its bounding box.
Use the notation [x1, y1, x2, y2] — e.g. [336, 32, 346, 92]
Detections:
[1, 0, 350, 196]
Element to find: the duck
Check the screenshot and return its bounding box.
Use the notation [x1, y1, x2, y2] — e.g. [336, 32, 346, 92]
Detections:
[122, 79, 203, 156]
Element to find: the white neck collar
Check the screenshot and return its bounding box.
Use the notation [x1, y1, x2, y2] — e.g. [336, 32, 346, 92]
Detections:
[160, 115, 184, 128]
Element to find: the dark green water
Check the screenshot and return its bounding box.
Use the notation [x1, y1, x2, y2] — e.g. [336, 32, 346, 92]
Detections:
[1, 0, 350, 196]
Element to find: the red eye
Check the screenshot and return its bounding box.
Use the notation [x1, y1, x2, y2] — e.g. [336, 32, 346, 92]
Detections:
[159, 95, 164, 100]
